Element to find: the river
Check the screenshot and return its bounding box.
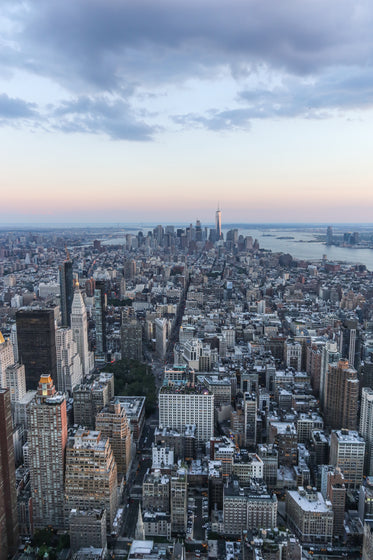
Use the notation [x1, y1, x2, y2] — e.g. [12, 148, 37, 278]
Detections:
[101, 225, 373, 271]
[232, 228, 373, 270]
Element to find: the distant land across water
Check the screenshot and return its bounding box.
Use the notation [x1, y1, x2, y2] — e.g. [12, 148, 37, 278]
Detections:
[100, 223, 373, 271]
[1, 222, 373, 270]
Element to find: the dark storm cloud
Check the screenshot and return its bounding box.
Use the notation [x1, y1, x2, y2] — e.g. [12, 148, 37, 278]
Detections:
[2, 0, 373, 137]
[0, 93, 37, 119]
[5, 0, 373, 89]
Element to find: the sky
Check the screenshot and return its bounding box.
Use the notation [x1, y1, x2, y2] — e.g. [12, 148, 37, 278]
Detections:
[1, 0, 373, 224]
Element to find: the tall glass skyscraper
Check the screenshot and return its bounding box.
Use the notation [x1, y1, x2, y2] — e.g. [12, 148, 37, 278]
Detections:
[16, 308, 57, 391]
[59, 259, 74, 326]
[216, 206, 222, 240]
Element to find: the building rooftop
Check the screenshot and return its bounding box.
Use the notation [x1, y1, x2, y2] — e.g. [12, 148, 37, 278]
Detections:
[115, 395, 146, 418]
[288, 487, 332, 513]
[333, 429, 365, 444]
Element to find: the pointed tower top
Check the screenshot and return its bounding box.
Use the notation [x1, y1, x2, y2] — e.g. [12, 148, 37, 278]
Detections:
[0, 331, 4, 344]
[135, 504, 145, 541]
[71, 289, 86, 314]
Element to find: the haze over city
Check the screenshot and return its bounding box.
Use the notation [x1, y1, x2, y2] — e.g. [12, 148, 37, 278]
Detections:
[1, 0, 373, 223]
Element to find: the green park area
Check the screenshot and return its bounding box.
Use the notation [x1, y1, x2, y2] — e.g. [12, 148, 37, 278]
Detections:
[103, 358, 157, 415]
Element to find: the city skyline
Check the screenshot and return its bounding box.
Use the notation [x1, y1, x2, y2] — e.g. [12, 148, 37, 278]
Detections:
[2, 1, 373, 223]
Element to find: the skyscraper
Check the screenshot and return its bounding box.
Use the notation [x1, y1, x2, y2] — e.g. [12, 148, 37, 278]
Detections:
[215, 205, 222, 240]
[340, 317, 361, 370]
[28, 375, 67, 529]
[0, 388, 19, 559]
[59, 259, 74, 327]
[320, 341, 340, 410]
[360, 387, 373, 475]
[244, 392, 257, 449]
[55, 327, 83, 394]
[71, 288, 91, 377]
[121, 317, 143, 361]
[159, 385, 214, 443]
[170, 467, 188, 534]
[5, 363, 26, 421]
[94, 280, 107, 362]
[326, 468, 346, 537]
[330, 429, 365, 489]
[155, 318, 167, 359]
[96, 400, 132, 480]
[64, 429, 118, 531]
[326, 226, 333, 245]
[324, 359, 359, 430]
[0, 331, 15, 387]
[16, 308, 57, 390]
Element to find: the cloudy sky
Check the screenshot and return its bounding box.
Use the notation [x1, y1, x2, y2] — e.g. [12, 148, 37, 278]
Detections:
[1, 0, 373, 224]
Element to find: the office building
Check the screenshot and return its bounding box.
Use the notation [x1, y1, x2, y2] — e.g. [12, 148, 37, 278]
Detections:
[0, 331, 15, 387]
[284, 339, 302, 370]
[16, 308, 57, 390]
[56, 327, 83, 394]
[223, 480, 277, 535]
[306, 342, 323, 397]
[69, 509, 107, 554]
[124, 259, 136, 280]
[28, 375, 67, 529]
[211, 437, 235, 478]
[326, 226, 333, 245]
[115, 396, 146, 443]
[59, 259, 74, 327]
[155, 318, 167, 359]
[14, 390, 36, 441]
[257, 444, 278, 488]
[232, 452, 263, 484]
[170, 467, 187, 534]
[159, 385, 214, 444]
[363, 521, 373, 560]
[143, 511, 171, 540]
[142, 470, 170, 512]
[330, 429, 365, 489]
[340, 317, 361, 370]
[73, 378, 112, 430]
[320, 341, 340, 408]
[201, 376, 231, 407]
[268, 422, 297, 467]
[10, 325, 18, 362]
[94, 280, 107, 362]
[155, 426, 195, 463]
[152, 443, 174, 470]
[71, 288, 91, 376]
[309, 430, 329, 467]
[216, 206, 222, 240]
[361, 360, 373, 389]
[5, 363, 26, 412]
[296, 413, 323, 444]
[96, 400, 132, 480]
[286, 487, 333, 544]
[326, 468, 346, 537]
[0, 388, 19, 559]
[121, 317, 143, 361]
[65, 429, 118, 531]
[244, 392, 257, 449]
[324, 359, 358, 430]
[73, 384, 95, 429]
[360, 387, 373, 475]
[359, 478, 373, 523]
